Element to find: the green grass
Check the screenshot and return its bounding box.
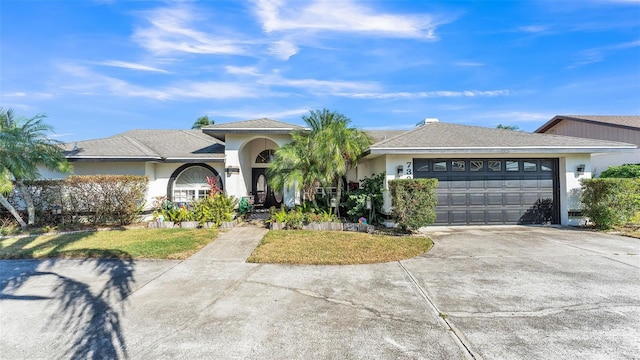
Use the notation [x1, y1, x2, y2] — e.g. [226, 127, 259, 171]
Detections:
[247, 230, 433, 265]
[0, 228, 219, 260]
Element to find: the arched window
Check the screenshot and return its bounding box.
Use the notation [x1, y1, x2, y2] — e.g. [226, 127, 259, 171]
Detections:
[255, 149, 276, 164]
[170, 165, 221, 203]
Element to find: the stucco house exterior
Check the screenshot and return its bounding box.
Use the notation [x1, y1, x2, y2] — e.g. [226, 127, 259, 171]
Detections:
[534, 116, 640, 177]
[41, 117, 636, 226]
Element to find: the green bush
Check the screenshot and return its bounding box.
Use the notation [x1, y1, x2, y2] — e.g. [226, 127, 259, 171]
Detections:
[599, 164, 640, 178]
[267, 205, 338, 229]
[238, 197, 253, 216]
[193, 194, 238, 227]
[344, 173, 385, 224]
[581, 178, 640, 229]
[389, 178, 439, 232]
[63, 175, 148, 225]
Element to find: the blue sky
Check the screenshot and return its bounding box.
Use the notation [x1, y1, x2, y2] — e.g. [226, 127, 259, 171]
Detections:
[1, 0, 639, 142]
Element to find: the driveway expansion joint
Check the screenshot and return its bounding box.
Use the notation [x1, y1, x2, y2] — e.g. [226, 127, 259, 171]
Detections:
[445, 302, 640, 318]
[398, 261, 480, 360]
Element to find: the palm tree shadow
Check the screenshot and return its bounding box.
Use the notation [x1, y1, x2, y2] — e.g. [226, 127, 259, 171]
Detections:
[0, 249, 135, 359]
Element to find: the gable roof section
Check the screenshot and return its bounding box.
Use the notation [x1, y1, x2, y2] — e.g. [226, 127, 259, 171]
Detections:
[202, 118, 306, 141]
[63, 129, 225, 162]
[535, 115, 640, 133]
[368, 122, 636, 155]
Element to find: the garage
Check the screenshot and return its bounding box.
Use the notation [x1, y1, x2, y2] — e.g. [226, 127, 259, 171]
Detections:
[413, 158, 560, 225]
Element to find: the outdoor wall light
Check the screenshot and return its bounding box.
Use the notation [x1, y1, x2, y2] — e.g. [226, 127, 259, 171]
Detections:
[330, 197, 338, 208]
[397, 165, 403, 175]
[576, 164, 585, 175]
[225, 166, 240, 176]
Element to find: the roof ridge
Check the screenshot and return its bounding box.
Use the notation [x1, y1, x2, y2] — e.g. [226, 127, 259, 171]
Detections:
[179, 129, 224, 143]
[121, 135, 160, 157]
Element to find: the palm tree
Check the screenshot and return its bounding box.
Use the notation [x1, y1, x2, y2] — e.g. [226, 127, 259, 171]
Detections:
[0, 108, 70, 228]
[268, 109, 371, 214]
[192, 115, 213, 129]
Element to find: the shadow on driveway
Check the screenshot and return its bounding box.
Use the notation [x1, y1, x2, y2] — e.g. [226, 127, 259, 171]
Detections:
[0, 233, 135, 359]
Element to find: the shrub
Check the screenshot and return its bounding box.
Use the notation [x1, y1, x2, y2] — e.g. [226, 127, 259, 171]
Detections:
[63, 175, 148, 225]
[238, 197, 253, 217]
[599, 164, 640, 178]
[389, 178, 439, 232]
[267, 205, 338, 229]
[193, 194, 238, 227]
[344, 173, 385, 224]
[581, 178, 640, 229]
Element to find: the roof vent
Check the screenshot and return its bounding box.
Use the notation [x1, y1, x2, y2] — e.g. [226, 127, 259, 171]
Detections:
[416, 117, 439, 126]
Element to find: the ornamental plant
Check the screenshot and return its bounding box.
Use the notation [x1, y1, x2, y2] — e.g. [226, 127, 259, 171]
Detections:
[389, 178, 439, 232]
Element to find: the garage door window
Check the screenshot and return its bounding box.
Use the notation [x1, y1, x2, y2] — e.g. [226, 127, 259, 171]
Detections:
[524, 161, 537, 172]
[488, 160, 501, 172]
[452, 160, 465, 172]
[470, 160, 484, 172]
[506, 161, 519, 171]
[434, 161, 447, 171]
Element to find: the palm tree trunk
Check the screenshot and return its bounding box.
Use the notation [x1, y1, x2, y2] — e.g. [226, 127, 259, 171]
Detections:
[0, 193, 28, 229]
[15, 179, 35, 226]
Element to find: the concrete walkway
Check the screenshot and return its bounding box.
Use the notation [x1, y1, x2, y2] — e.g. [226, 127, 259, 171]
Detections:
[188, 224, 268, 262]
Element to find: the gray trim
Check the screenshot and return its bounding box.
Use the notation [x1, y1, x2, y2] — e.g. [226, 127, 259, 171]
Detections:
[369, 146, 637, 155]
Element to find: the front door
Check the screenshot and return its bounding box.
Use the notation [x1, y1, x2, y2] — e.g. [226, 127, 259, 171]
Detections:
[252, 168, 279, 208]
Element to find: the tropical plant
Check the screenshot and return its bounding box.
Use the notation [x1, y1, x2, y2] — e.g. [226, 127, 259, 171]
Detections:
[192, 115, 214, 129]
[237, 197, 253, 216]
[193, 194, 238, 226]
[0, 108, 71, 228]
[268, 109, 372, 216]
[389, 178, 439, 232]
[344, 173, 385, 224]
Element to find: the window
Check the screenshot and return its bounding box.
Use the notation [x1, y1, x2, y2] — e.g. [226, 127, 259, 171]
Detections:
[256, 149, 276, 164]
[524, 161, 537, 172]
[540, 160, 553, 171]
[470, 160, 484, 172]
[452, 160, 465, 172]
[506, 161, 519, 172]
[434, 161, 447, 171]
[173, 166, 219, 202]
[488, 160, 501, 172]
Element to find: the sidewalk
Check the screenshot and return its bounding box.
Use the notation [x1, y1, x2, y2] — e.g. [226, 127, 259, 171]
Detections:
[187, 224, 268, 262]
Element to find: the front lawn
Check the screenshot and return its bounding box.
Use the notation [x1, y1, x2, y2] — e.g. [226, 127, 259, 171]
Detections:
[0, 228, 218, 260]
[247, 230, 433, 265]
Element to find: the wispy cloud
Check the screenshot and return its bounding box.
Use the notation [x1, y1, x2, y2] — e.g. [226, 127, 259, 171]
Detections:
[336, 90, 510, 99]
[225, 65, 261, 76]
[254, 0, 441, 39]
[478, 111, 553, 123]
[572, 39, 640, 67]
[517, 25, 549, 33]
[96, 60, 170, 73]
[454, 61, 484, 67]
[132, 6, 249, 55]
[57, 63, 261, 100]
[1, 91, 54, 99]
[261, 75, 379, 93]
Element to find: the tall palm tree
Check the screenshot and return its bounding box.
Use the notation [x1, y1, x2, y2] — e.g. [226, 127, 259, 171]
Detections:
[0, 108, 70, 227]
[268, 109, 371, 213]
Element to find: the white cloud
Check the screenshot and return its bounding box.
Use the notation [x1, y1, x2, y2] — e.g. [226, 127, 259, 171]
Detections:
[254, 0, 440, 39]
[132, 6, 248, 55]
[57, 63, 260, 100]
[454, 61, 484, 67]
[518, 25, 548, 33]
[572, 39, 640, 67]
[478, 111, 552, 123]
[262, 76, 379, 93]
[225, 66, 261, 76]
[268, 40, 299, 60]
[97, 60, 170, 73]
[336, 90, 509, 99]
[1, 91, 53, 99]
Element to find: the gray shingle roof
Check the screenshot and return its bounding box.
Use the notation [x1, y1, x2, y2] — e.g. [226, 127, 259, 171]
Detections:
[63, 129, 224, 162]
[535, 115, 640, 133]
[203, 118, 305, 130]
[369, 122, 636, 154]
[364, 130, 408, 144]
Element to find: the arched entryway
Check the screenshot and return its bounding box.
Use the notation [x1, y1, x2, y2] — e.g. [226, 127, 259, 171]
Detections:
[167, 164, 222, 204]
[251, 147, 282, 209]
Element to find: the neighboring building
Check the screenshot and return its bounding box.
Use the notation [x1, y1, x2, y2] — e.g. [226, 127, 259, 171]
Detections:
[535, 116, 640, 177]
[41, 117, 636, 226]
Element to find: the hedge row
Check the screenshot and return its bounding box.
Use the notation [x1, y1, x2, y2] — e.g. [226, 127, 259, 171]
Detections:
[6, 175, 148, 226]
[581, 178, 640, 229]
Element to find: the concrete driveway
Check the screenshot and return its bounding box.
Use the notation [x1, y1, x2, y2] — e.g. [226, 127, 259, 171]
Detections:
[1, 226, 638, 359]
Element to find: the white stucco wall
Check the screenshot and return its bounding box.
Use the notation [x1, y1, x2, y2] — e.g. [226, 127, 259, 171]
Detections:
[591, 149, 640, 177]
[223, 133, 294, 204]
[559, 154, 591, 226]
